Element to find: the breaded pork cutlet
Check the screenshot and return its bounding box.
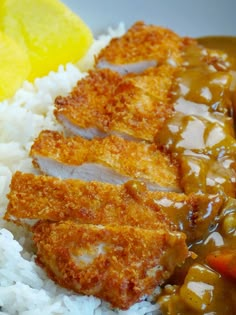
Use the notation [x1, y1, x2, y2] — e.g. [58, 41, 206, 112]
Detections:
[55, 68, 122, 139]
[95, 21, 184, 74]
[6, 172, 173, 231]
[32, 221, 189, 309]
[6, 172, 224, 243]
[54, 65, 176, 142]
[30, 130, 180, 192]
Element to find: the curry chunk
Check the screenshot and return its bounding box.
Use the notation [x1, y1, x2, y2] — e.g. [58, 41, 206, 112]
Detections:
[158, 264, 236, 315]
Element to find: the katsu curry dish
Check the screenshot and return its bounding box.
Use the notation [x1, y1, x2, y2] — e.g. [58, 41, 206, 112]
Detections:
[0, 4, 236, 314]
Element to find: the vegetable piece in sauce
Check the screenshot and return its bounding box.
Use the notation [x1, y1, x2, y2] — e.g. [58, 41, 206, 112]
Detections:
[158, 263, 236, 314]
[180, 263, 236, 313]
[206, 249, 236, 280]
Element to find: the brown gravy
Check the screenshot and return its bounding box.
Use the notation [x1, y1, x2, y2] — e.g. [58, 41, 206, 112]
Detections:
[156, 38, 236, 314]
[197, 36, 236, 70]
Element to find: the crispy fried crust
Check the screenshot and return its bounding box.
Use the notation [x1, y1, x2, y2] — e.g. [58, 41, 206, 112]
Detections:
[6, 172, 173, 230]
[108, 65, 175, 140]
[95, 21, 184, 66]
[6, 172, 223, 243]
[54, 65, 176, 141]
[30, 130, 180, 190]
[32, 221, 188, 309]
[55, 68, 122, 131]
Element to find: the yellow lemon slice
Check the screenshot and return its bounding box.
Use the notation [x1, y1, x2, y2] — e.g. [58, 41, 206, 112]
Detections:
[0, 31, 30, 101]
[0, 0, 93, 81]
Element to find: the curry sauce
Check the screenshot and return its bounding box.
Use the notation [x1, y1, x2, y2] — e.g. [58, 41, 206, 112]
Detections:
[156, 39, 236, 314]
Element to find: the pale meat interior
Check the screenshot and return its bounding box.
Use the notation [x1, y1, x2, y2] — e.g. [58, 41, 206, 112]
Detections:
[32, 221, 188, 310]
[30, 131, 180, 191]
[6, 171, 224, 243]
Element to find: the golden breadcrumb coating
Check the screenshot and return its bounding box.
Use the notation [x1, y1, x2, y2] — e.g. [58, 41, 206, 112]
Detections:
[107, 65, 175, 140]
[32, 221, 188, 309]
[6, 172, 223, 243]
[6, 172, 173, 230]
[30, 130, 180, 190]
[95, 21, 184, 66]
[54, 65, 176, 141]
[55, 68, 122, 131]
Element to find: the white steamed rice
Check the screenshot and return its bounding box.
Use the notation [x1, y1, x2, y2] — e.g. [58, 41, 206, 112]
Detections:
[0, 25, 161, 315]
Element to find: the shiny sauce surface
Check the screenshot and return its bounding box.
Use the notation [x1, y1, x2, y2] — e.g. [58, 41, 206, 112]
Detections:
[156, 42, 236, 197]
[156, 39, 236, 314]
[197, 36, 236, 70]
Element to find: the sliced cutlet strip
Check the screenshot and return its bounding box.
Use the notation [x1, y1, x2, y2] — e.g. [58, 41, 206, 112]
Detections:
[95, 21, 184, 74]
[5, 172, 173, 230]
[6, 172, 224, 243]
[54, 65, 176, 142]
[108, 65, 175, 140]
[32, 220, 189, 309]
[55, 68, 122, 139]
[30, 130, 180, 191]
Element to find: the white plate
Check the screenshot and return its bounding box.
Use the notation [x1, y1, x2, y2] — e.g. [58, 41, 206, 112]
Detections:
[63, 0, 235, 37]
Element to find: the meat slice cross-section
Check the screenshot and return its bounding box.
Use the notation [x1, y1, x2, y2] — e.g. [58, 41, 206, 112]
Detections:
[32, 220, 189, 310]
[30, 130, 180, 192]
[54, 65, 176, 142]
[6, 172, 224, 243]
[95, 21, 184, 74]
[6, 172, 173, 230]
